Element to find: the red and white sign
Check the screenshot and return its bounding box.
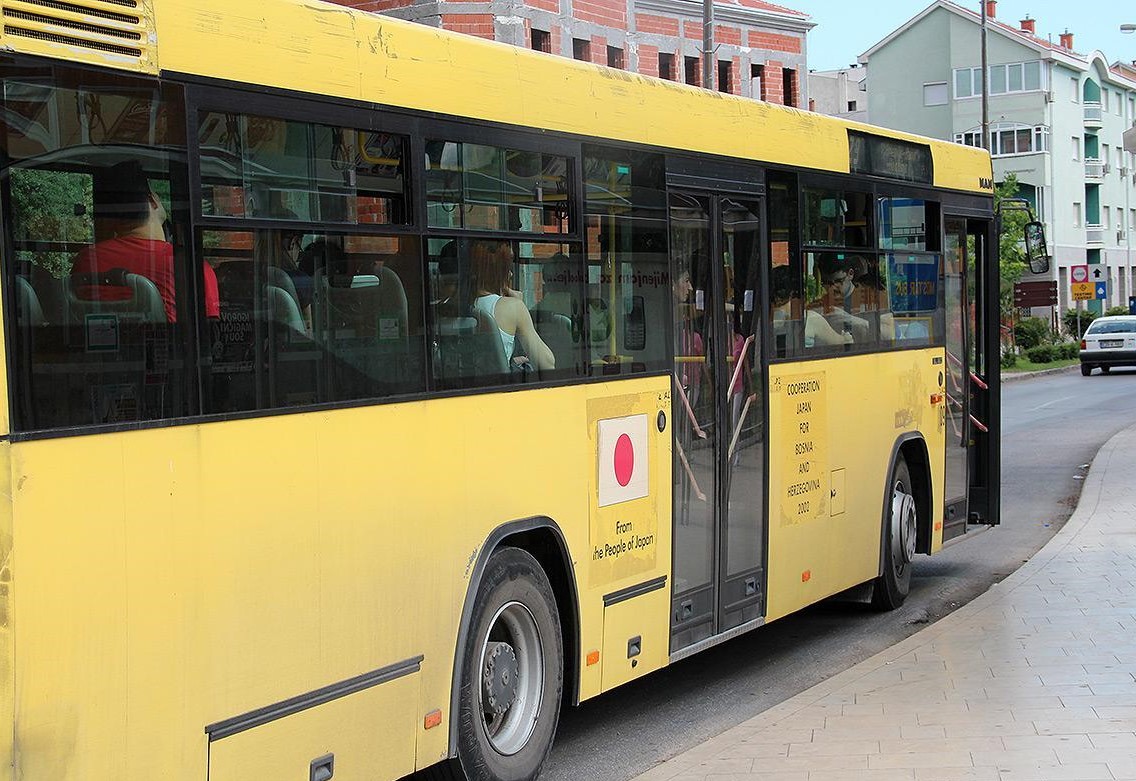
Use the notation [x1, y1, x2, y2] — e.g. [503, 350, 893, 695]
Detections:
[597, 414, 649, 507]
[1070, 264, 1089, 284]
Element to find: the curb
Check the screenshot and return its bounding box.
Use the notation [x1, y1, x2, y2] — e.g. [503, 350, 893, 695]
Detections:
[1001, 363, 1078, 382]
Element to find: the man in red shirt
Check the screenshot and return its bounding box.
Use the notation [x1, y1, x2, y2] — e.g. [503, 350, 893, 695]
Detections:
[72, 161, 218, 322]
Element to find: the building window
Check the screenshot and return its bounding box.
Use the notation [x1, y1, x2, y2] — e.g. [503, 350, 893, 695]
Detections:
[1073, 202, 1081, 228]
[684, 56, 699, 86]
[1103, 90, 1110, 112]
[953, 61, 1044, 99]
[659, 52, 674, 81]
[573, 38, 590, 62]
[718, 60, 732, 93]
[782, 67, 796, 107]
[531, 29, 551, 53]
[953, 123, 1049, 156]
[1071, 77, 1079, 102]
[1072, 136, 1080, 161]
[1103, 206, 1110, 230]
[847, 100, 857, 112]
[923, 82, 948, 106]
[751, 63, 765, 100]
[607, 46, 624, 69]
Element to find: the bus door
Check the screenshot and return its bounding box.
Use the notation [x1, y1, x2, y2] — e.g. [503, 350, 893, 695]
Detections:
[667, 184, 766, 655]
[942, 215, 999, 538]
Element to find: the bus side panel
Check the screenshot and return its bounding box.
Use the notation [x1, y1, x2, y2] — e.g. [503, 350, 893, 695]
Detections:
[0, 442, 12, 781]
[765, 349, 945, 621]
[7, 377, 667, 779]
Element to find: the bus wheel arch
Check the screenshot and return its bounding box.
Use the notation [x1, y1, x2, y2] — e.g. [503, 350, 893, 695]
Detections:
[444, 519, 580, 779]
[872, 436, 931, 610]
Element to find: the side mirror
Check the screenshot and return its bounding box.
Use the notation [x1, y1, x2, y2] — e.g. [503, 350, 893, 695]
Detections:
[1024, 220, 1049, 274]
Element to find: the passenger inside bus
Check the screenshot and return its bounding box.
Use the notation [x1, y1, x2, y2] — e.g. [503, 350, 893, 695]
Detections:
[470, 239, 555, 372]
[72, 161, 219, 323]
[812, 255, 870, 343]
[771, 265, 850, 349]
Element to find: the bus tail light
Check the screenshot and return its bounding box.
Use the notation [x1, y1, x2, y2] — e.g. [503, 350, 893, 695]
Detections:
[424, 709, 442, 730]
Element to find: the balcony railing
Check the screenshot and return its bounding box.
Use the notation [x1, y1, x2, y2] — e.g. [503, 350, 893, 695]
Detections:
[1084, 102, 1103, 126]
[1085, 158, 1105, 178]
[1086, 224, 1105, 246]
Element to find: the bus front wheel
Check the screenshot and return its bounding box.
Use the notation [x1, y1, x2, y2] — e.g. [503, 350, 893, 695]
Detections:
[871, 455, 917, 611]
[456, 547, 563, 781]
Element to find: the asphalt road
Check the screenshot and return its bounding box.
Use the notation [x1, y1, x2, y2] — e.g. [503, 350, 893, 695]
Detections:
[540, 366, 1136, 781]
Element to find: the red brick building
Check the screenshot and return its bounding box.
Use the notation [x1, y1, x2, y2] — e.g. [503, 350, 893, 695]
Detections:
[331, 0, 813, 107]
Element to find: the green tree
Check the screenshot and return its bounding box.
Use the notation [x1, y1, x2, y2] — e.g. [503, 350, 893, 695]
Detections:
[994, 174, 1029, 320]
[9, 168, 92, 278]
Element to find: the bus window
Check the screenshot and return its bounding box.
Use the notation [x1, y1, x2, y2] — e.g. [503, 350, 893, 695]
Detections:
[582, 146, 669, 375]
[198, 112, 410, 225]
[803, 187, 873, 248]
[767, 171, 803, 359]
[0, 63, 195, 431]
[203, 229, 427, 412]
[425, 141, 571, 234]
[427, 237, 585, 388]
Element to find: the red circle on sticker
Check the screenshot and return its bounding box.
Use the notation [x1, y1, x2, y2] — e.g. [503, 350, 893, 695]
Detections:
[614, 434, 634, 487]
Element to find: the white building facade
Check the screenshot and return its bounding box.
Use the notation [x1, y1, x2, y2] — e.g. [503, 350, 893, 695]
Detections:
[858, 0, 1136, 316]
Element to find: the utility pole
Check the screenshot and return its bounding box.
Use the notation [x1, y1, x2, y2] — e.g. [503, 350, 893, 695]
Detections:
[703, 0, 715, 90]
[980, 1, 989, 150]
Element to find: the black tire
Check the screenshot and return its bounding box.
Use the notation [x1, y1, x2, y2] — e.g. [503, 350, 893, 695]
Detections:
[455, 547, 563, 781]
[1081, 364, 1093, 376]
[1100, 365, 1111, 374]
[871, 456, 917, 611]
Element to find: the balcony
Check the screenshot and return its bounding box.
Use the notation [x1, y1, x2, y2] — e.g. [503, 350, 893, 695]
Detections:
[1084, 102, 1103, 127]
[1085, 158, 1105, 179]
[1086, 224, 1104, 247]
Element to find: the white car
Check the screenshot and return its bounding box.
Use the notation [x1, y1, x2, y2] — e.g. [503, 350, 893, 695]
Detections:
[1080, 315, 1136, 376]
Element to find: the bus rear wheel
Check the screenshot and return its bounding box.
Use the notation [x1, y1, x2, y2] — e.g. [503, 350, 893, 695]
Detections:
[456, 547, 563, 781]
[871, 455, 917, 610]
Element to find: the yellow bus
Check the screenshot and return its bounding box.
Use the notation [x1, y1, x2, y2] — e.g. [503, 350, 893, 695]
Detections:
[0, 2, 1015, 779]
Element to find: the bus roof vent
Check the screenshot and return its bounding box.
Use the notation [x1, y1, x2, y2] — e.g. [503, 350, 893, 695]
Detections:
[1, 0, 156, 73]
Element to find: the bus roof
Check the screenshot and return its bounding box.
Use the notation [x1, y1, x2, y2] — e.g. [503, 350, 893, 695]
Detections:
[1, 0, 993, 195]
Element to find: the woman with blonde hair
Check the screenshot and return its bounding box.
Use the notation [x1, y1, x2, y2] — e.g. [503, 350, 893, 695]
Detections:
[470, 239, 555, 371]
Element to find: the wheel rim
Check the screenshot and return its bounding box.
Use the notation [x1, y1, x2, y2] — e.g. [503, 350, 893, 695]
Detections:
[478, 601, 545, 756]
[891, 478, 917, 569]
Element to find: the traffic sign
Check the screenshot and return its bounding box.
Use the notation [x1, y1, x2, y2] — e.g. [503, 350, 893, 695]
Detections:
[1071, 282, 1094, 301]
[1070, 264, 1089, 284]
[1091, 265, 1107, 282]
[1013, 280, 1057, 307]
[1095, 281, 1108, 300]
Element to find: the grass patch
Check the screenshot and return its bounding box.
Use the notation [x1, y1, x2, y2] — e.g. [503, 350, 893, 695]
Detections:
[1003, 357, 1078, 374]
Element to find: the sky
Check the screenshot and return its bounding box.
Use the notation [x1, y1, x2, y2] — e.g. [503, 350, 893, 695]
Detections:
[795, 0, 1136, 72]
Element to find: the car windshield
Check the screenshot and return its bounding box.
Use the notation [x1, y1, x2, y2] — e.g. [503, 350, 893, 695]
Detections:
[1087, 320, 1136, 335]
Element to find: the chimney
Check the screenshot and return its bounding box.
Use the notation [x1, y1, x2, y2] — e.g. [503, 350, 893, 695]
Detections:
[1059, 29, 1074, 50]
[1020, 15, 1035, 34]
[985, 0, 996, 18]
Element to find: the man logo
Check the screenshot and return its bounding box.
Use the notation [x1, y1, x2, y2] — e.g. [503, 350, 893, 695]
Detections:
[979, 177, 993, 190]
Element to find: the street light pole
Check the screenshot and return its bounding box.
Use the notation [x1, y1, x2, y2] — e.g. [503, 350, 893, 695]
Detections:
[703, 0, 715, 90]
[981, 1, 989, 150]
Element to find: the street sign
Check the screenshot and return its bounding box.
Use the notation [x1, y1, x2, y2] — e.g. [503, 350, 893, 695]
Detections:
[1013, 280, 1058, 307]
[1090, 266, 1107, 282]
[1071, 282, 1094, 301]
[1095, 281, 1108, 300]
[1070, 264, 1089, 284]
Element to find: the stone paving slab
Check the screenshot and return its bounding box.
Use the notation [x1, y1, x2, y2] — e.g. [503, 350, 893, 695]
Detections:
[631, 423, 1136, 781]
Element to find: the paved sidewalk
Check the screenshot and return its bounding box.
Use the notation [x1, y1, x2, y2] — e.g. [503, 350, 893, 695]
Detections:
[633, 424, 1136, 781]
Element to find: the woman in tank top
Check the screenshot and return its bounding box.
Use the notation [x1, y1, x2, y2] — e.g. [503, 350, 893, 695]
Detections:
[470, 240, 556, 372]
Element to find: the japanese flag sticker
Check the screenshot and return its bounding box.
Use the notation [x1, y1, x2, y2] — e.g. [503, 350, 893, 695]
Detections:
[598, 414, 649, 507]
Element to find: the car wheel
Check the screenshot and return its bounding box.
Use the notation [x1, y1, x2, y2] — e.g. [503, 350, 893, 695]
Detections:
[1100, 366, 1111, 374]
[1081, 364, 1092, 376]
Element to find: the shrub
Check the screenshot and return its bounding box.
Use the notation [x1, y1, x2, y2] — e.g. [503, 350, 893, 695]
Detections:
[1106, 306, 1130, 317]
[1001, 350, 1018, 368]
[1063, 308, 1097, 338]
[1013, 317, 1050, 349]
[1025, 344, 1056, 363]
[1057, 342, 1079, 359]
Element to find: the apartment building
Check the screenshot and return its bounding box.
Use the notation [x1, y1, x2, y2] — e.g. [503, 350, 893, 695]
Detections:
[857, 0, 1136, 314]
[329, 0, 814, 106]
[809, 65, 868, 122]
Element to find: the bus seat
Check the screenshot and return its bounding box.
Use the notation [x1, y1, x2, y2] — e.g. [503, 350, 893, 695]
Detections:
[532, 310, 576, 376]
[314, 267, 408, 341]
[65, 269, 167, 323]
[15, 276, 45, 327]
[267, 285, 306, 334]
